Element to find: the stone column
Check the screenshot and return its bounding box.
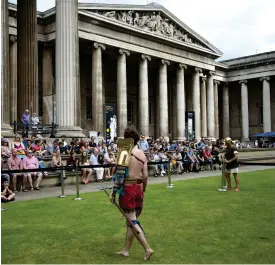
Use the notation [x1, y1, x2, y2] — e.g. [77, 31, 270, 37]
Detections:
[92, 42, 106, 134]
[55, 0, 83, 136]
[222, 82, 230, 138]
[240, 80, 249, 141]
[139, 54, 151, 137]
[159, 59, 170, 137]
[214, 80, 220, 139]
[1, 0, 12, 135]
[192, 67, 202, 140]
[17, 0, 38, 116]
[117, 49, 130, 137]
[200, 77, 207, 138]
[176, 63, 187, 140]
[42, 43, 53, 124]
[207, 71, 215, 138]
[259, 77, 271, 132]
[171, 81, 177, 139]
[9, 35, 17, 124]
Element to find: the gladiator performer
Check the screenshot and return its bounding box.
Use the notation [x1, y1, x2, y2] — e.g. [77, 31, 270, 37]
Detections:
[224, 137, 240, 191]
[110, 127, 154, 261]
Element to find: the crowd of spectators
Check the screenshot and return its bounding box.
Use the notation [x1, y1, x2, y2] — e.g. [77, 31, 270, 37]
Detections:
[1, 131, 274, 200]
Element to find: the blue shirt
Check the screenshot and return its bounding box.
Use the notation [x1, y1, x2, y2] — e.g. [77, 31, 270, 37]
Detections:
[21, 113, 30, 124]
[138, 140, 149, 151]
[187, 150, 194, 157]
[197, 142, 205, 150]
[169, 144, 176, 151]
[90, 154, 99, 165]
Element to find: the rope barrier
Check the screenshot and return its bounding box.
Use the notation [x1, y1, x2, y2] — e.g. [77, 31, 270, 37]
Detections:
[3, 160, 274, 200]
[238, 161, 275, 166]
[1, 160, 170, 174]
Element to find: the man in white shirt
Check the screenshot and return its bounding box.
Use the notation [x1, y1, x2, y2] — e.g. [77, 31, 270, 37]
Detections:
[90, 149, 104, 182]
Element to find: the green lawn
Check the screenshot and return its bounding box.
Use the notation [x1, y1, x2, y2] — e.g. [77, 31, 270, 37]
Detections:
[2, 169, 275, 264]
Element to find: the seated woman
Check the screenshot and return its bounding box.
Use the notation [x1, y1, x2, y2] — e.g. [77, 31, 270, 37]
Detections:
[148, 148, 158, 177]
[79, 151, 92, 184]
[11, 135, 26, 159]
[103, 147, 116, 180]
[51, 150, 66, 185]
[32, 140, 46, 156]
[196, 149, 205, 170]
[1, 138, 11, 158]
[66, 151, 77, 171]
[80, 141, 92, 154]
[1, 177, 15, 203]
[172, 149, 183, 174]
[158, 148, 169, 175]
[187, 147, 199, 172]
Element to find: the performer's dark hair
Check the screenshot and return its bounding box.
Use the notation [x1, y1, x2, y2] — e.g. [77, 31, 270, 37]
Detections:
[124, 127, 140, 145]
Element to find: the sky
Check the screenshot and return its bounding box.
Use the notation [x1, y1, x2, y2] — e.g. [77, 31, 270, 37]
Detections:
[9, 0, 275, 60]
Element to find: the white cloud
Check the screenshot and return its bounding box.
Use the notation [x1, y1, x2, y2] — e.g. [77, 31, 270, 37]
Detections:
[8, 0, 275, 60]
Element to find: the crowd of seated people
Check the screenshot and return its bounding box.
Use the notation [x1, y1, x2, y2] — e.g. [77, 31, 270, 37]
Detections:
[1, 135, 119, 188]
[1, 133, 229, 191]
[145, 136, 224, 177]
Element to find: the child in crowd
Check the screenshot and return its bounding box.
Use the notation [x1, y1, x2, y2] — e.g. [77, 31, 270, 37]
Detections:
[1, 177, 15, 203]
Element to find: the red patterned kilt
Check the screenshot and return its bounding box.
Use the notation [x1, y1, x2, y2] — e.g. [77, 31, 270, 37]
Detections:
[119, 184, 143, 210]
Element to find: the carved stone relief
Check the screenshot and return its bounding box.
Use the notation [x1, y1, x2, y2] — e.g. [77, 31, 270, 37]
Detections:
[90, 10, 207, 49]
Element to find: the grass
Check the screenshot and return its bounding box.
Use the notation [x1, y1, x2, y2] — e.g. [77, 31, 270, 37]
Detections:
[1, 169, 275, 264]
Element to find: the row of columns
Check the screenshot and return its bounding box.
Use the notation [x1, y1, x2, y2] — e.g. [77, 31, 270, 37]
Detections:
[1, 0, 273, 140]
[239, 77, 272, 141]
[91, 44, 224, 140]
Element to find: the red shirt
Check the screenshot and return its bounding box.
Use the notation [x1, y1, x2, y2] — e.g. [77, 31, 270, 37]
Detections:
[202, 149, 212, 158]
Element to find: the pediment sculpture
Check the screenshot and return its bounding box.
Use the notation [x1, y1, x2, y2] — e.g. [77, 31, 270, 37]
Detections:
[91, 10, 207, 49]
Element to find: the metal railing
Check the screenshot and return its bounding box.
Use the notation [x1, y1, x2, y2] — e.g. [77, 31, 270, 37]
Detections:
[10, 121, 58, 137]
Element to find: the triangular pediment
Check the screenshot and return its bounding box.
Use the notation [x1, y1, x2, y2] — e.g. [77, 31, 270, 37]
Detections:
[78, 2, 223, 57]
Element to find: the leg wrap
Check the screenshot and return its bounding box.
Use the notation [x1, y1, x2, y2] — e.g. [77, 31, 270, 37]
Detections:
[131, 220, 146, 235]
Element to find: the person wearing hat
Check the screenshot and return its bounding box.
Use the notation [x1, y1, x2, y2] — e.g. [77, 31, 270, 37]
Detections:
[138, 135, 149, 152]
[1, 177, 15, 203]
[224, 137, 240, 192]
[22, 150, 43, 191]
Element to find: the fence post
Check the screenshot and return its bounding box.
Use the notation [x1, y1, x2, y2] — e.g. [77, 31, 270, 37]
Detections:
[57, 169, 67, 198]
[217, 156, 227, 192]
[166, 160, 174, 188]
[74, 164, 83, 201]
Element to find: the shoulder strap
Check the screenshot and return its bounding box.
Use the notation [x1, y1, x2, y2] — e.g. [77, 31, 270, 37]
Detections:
[131, 153, 146, 165]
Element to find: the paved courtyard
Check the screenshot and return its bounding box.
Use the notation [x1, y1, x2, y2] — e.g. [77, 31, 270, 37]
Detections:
[10, 165, 275, 202]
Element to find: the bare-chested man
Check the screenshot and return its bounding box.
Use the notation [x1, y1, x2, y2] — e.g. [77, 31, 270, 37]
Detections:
[110, 127, 154, 261]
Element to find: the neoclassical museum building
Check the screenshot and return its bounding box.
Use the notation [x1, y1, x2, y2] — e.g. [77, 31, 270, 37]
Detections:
[1, 0, 275, 141]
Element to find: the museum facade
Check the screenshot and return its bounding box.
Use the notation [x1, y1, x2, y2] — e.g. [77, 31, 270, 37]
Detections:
[1, 0, 275, 140]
